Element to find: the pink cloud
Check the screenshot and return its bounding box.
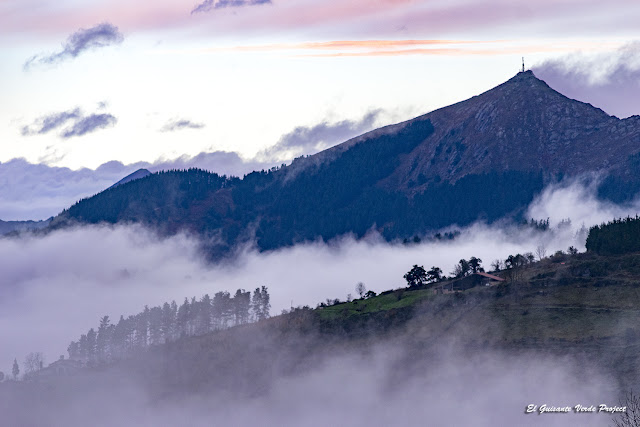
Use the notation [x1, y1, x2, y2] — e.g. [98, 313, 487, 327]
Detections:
[3, 0, 640, 41]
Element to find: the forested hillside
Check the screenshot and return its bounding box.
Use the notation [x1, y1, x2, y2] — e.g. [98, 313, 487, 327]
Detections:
[587, 216, 640, 255]
[50, 71, 640, 256]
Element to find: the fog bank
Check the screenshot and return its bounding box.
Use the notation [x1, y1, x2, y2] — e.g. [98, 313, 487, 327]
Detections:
[1, 179, 639, 376]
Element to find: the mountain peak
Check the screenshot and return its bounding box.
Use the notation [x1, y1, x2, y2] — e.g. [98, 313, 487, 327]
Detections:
[374, 70, 633, 190]
[108, 168, 151, 190]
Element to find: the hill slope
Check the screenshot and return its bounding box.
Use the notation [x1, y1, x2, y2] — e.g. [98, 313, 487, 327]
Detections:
[3, 250, 640, 426]
[53, 71, 640, 254]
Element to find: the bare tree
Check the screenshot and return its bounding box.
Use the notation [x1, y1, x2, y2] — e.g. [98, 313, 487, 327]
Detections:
[355, 282, 366, 298]
[613, 390, 640, 427]
[24, 352, 44, 376]
[535, 245, 547, 261]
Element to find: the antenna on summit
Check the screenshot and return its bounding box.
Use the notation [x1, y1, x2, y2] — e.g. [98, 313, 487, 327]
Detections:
[521, 57, 525, 73]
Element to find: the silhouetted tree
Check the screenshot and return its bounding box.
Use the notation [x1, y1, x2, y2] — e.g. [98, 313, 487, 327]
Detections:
[525, 252, 535, 264]
[468, 257, 484, 274]
[505, 254, 526, 282]
[404, 265, 427, 287]
[426, 266, 443, 283]
[452, 259, 471, 278]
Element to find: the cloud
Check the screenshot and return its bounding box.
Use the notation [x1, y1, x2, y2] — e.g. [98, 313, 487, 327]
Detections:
[0, 159, 136, 220]
[7, 109, 398, 219]
[533, 41, 640, 118]
[0, 153, 275, 221]
[21, 109, 117, 139]
[260, 109, 383, 161]
[0, 329, 616, 426]
[160, 119, 205, 132]
[23, 23, 124, 70]
[5, 0, 640, 43]
[1, 176, 634, 425]
[3, 178, 639, 371]
[60, 113, 117, 138]
[191, 0, 271, 14]
[526, 177, 640, 228]
[20, 109, 81, 136]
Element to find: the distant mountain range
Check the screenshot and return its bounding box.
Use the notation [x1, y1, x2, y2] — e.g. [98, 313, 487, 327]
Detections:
[51, 71, 640, 255]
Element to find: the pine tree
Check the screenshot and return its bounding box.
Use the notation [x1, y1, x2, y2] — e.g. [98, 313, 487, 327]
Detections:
[111, 315, 127, 360]
[259, 286, 271, 319]
[233, 289, 251, 325]
[251, 287, 262, 322]
[197, 294, 212, 335]
[148, 306, 163, 345]
[213, 291, 231, 328]
[67, 341, 80, 360]
[162, 301, 177, 342]
[134, 308, 149, 349]
[177, 298, 191, 337]
[86, 328, 97, 364]
[12, 358, 19, 380]
[96, 315, 112, 363]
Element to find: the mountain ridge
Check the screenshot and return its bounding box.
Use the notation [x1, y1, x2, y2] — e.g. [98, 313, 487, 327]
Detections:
[52, 71, 640, 254]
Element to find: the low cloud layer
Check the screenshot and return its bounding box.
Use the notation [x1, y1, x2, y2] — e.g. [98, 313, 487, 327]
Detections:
[23, 23, 124, 70]
[191, 0, 271, 14]
[2, 179, 639, 374]
[0, 335, 616, 427]
[22, 109, 117, 139]
[526, 177, 640, 228]
[533, 42, 640, 118]
[160, 119, 205, 132]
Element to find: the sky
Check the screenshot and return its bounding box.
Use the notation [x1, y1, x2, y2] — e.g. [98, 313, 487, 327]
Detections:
[3, 1, 640, 220]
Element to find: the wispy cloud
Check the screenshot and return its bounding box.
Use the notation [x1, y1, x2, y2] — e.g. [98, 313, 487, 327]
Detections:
[4, 0, 640, 43]
[260, 110, 382, 161]
[210, 39, 488, 52]
[61, 114, 117, 138]
[171, 39, 606, 59]
[533, 41, 640, 118]
[23, 23, 124, 70]
[22, 109, 117, 139]
[21, 109, 81, 136]
[161, 119, 205, 132]
[191, 0, 271, 14]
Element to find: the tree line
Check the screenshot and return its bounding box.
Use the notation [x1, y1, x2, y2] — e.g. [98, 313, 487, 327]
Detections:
[67, 286, 271, 366]
[586, 216, 640, 255]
